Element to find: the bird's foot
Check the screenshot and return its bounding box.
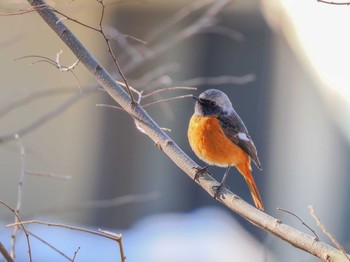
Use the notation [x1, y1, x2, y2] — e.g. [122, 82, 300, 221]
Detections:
[193, 165, 211, 181]
[212, 183, 229, 199]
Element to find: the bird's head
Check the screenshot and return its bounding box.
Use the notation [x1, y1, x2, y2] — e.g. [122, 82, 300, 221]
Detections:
[193, 89, 234, 116]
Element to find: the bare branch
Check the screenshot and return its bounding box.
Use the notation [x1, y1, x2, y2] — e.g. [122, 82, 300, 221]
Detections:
[10, 1, 135, 100]
[25, 170, 72, 180]
[142, 87, 196, 99]
[142, 94, 194, 108]
[103, 25, 147, 63]
[317, 0, 350, 5]
[71, 247, 81, 262]
[309, 206, 350, 261]
[95, 0, 134, 102]
[98, 229, 125, 261]
[0, 4, 48, 16]
[16, 52, 82, 89]
[7, 220, 125, 262]
[26, 231, 73, 261]
[0, 241, 13, 262]
[277, 207, 319, 241]
[96, 103, 123, 111]
[0, 200, 32, 262]
[97, 93, 194, 113]
[11, 134, 26, 259]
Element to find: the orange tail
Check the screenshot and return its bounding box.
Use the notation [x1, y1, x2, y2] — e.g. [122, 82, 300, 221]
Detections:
[236, 163, 264, 211]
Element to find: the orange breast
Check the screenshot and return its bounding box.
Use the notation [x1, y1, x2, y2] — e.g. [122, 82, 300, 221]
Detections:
[188, 115, 249, 167]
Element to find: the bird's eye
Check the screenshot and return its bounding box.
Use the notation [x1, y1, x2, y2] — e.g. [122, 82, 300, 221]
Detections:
[209, 101, 216, 107]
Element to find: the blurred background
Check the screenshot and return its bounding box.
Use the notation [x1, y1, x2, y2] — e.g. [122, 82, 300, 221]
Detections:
[1, 0, 350, 261]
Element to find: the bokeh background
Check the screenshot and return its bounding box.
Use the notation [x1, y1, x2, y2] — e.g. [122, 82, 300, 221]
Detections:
[1, 0, 350, 261]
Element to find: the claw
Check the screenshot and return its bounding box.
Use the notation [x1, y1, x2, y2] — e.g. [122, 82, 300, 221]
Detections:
[192, 165, 211, 181]
[212, 183, 229, 199]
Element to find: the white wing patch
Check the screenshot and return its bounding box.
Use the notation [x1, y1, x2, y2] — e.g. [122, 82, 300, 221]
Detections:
[238, 132, 249, 141]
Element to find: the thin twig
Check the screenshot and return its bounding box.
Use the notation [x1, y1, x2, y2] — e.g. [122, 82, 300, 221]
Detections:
[25, 170, 72, 180]
[309, 206, 350, 261]
[7, 220, 125, 262]
[16, 51, 82, 89]
[96, 0, 134, 102]
[4, 1, 135, 100]
[317, 0, 350, 5]
[277, 207, 319, 241]
[96, 103, 123, 110]
[142, 87, 196, 99]
[6, 221, 116, 239]
[97, 94, 194, 111]
[142, 94, 194, 107]
[48, 5, 101, 32]
[71, 247, 81, 262]
[0, 200, 32, 262]
[109, 32, 147, 45]
[103, 25, 147, 63]
[98, 229, 125, 261]
[0, 4, 48, 16]
[26, 230, 72, 261]
[11, 134, 26, 259]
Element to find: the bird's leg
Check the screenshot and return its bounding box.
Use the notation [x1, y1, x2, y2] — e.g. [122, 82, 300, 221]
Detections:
[213, 166, 231, 199]
[192, 165, 211, 181]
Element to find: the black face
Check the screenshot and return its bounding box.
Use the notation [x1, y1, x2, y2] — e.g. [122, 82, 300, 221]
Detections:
[193, 96, 223, 116]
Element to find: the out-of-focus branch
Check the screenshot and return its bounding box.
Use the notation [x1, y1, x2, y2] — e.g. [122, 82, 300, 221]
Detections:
[24, 192, 160, 217]
[122, 0, 233, 74]
[10, 135, 26, 258]
[144, 0, 214, 43]
[0, 87, 76, 119]
[0, 86, 98, 143]
[0, 241, 13, 262]
[23, 0, 350, 261]
[310, 206, 350, 262]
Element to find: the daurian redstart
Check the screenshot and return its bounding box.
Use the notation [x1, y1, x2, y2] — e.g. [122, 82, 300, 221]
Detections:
[188, 89, 263, 210]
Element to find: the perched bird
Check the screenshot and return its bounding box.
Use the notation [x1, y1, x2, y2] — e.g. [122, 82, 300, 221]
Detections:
[187, 89, 264, 210]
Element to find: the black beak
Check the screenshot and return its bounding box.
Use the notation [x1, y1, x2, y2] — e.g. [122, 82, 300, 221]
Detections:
[192, 95, 200, 102]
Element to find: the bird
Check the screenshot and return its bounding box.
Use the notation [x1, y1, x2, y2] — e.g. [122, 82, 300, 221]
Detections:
[187, 89, 264, 210]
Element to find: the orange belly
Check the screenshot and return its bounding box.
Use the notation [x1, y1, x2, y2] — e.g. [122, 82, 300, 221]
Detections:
[188, 115, 249, 167]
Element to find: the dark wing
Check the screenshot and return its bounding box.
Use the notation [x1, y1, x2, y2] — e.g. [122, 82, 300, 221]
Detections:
[218, 114, 262, 170]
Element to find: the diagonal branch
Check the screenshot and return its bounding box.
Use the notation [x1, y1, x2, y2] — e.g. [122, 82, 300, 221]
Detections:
[25, 0, 350, 261]
[0, 241, 13, 262]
